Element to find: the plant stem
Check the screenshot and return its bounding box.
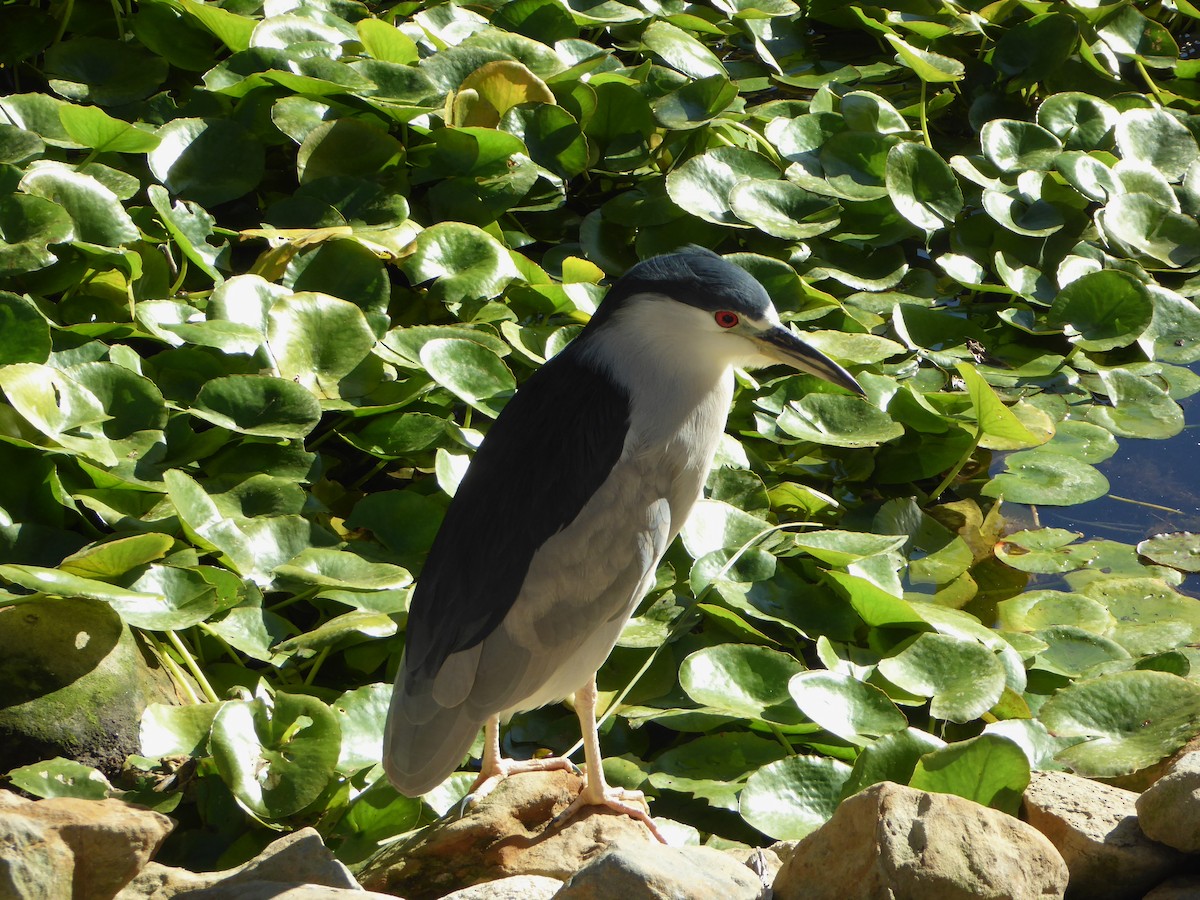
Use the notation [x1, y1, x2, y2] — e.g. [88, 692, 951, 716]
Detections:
[147, 633, 201, 704]
[919, 81, 932, 149]
[928, 426, 981, 501]
[166, 630, 221, 703]
[1136, 60, 1167, 106]
[304, 646, 331, 686]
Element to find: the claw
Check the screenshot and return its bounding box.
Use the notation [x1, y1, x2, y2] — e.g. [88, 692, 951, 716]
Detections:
[547, 782, 668, 843]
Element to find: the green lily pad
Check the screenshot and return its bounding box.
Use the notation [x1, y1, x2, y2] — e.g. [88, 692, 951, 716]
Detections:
[788, 670, 906, 746]
[210, 692, 341, 818]
[981, 119, 1063, 172]
[729, 180, 840, 239]
[20, 165, 138, 246]
[983, 450, 1109, 506]
[1097, 194, 1200, 268]
[648, 732, 788, 810]
[910, 734, 1029, 815]
[141, 702, 220, 758]
[997, 590, 1115, 634]
[1039, 671, 1200, 776]
[1114, 108, 1198, 182]
[402, 222, 519, 304]
[844, 727, 945, 795]
[679, 644, 807, 726]
[1036, 92, 1117, 151]
[0, 195, 73, 277]
[877, 633, 1006, 722]
[0, 291, 52, 363]
[1048, 270, 1153, 351]
[666, 147, 780, 226]
[419, 337, 516, 419]
[1086, 369, 1184, 440]
[332, 683, 390, 774]
[1137, 532, 1200, 573]
[653, 74, 738, 131]
[739, 755, 852, 840]
[191, 375, 322, 438]
[44, 36, 168, 106]
[885, 142, 962, 231]
[1080, 577, 1200, 657]
[267, 293, 377, 399]
[778, 394, 904, 448]
[148, 117, 265, 206]
[58, 104, 160, 154]
[641, 20, 726, 79]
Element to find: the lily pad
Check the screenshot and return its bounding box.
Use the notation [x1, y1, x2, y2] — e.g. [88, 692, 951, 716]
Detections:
[210, 692, 341, 818]
[788, 670, 906, 746]
[739, 754, 852, 840]
[1039, 671, 1200, 776]
[877, 633, 1006, 722]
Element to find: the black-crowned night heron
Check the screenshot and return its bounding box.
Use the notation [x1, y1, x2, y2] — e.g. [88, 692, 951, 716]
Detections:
[384, 247, 863, 837]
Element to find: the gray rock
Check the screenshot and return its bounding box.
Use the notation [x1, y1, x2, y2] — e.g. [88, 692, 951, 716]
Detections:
[554, 840, 765, 900]
[1, 792, 174, 900]
[773, 781, 1068, 900]
[1022, 770, 1185, 899]
[1144, 875, 1200, 899]
[1137, 751, 1200, 854]
[116, 827, 359, 899]
[356, 770, 655, 900]
[0, 597, 184, 777]
[0, 807, 75, 900]
[442, 874, 564, 899]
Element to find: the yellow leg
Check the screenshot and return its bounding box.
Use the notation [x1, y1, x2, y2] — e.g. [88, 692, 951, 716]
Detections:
[552, 676, 667, 843]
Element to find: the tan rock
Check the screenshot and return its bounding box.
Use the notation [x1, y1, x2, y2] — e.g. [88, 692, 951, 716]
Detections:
[773, 781, 1068, 900]
[1144, 875, 1200, 899]
[0, 807, 76, 899]
[116, 827, 359, 899]
[1021, 770, 1185, 899]
[356, 770, 657, 900]
[441, 874, 564, 898]
[553, 840, 765, 899]
[1137, 751, 1200, 854]
[2, 793, 173, 900]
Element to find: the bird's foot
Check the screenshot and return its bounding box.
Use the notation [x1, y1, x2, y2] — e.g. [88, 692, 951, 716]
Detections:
[465, 755, 582, 806]
[549, 781, 668, 844]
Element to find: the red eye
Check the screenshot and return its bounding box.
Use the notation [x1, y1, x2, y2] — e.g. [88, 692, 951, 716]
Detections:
[715, 310, 739, 328]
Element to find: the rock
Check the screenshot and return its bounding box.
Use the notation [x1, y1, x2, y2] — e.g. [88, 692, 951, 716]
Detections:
[554, 840, 765, 899]
[1137, 751, 1200, 854]
[0, 597, 184, 777]
[356, 770, 657, 900]
[116, 827, 360, 899]
[773, 781, 1068, 900]
[161, 883, 397, 900]
[0, 807, 75, 899]
[441, 874, 564, 898]
[1021, 770, 1185, 899]
[1144, 875, 1200, 899]
[0, 791, 174, 900]
[725, 845, 787, 896]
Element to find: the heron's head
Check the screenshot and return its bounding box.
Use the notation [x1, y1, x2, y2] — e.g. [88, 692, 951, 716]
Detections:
[586, 247, 864, 395]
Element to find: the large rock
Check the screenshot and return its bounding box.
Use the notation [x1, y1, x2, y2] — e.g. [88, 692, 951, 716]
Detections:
[1, 791, 174, 900]
[356, 770, 656, 900]
[1137, 751, 1200, 854]
[441, 874, 564, 899]
[773, 781, 1068, 900]
[1022, 770, 1185, 899]
[0, 597, 183, 776]
[1144, 875, 1200, 899]
[554, 840, 765, 900]
[116, 827, 361, 899]
[0, 806, 75, 899]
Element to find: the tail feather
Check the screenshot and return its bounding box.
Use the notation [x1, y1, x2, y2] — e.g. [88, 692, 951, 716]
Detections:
[384, 674, 484, 797]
